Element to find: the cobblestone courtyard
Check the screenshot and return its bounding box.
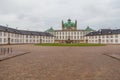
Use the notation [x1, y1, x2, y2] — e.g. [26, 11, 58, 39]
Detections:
[0, 45, 120, 80]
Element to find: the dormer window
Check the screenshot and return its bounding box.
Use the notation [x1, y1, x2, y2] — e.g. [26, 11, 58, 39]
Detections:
[109, 32, 111, 33]
[99, 32, 101, 34]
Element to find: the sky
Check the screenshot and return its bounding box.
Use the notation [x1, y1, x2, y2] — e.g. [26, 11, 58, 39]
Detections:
[0, 0, 120, 31]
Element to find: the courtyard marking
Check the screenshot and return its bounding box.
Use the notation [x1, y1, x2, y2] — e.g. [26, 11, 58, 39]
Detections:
[0, 52, 30, 62]
[103, 53, 120, 61]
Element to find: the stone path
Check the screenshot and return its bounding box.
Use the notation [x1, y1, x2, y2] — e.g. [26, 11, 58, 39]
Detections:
[0, 45, 120, 80]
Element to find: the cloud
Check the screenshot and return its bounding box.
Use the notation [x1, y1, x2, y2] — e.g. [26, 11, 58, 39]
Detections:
[0, 0, 120, 31]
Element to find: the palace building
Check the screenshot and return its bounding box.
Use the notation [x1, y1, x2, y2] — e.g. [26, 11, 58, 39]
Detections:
[85, 29, 120, 44]
[0, 25, 54, 45]
[1, 19, 119, 45]
[46, 19, 94, 43]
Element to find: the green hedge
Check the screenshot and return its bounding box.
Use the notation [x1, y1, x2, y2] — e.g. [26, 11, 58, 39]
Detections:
[35, 43, 106, 46]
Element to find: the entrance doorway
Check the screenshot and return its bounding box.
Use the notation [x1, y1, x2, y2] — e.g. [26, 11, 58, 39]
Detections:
[98, 39, 101, 44]
[65, 39, 73, 44]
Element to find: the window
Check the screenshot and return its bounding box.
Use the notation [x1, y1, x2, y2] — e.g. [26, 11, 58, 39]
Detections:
[102, 40, 104, 43]
[106, 35, 109, 38]
[96, 40, 97, 42]
[102, 36, 104, 38]
[111, 35, 113, 38]
[80, 36, 83, 39]
[60, 32, 61, 35]
[77, 36, 79, 39]
[74, 32, 76, 35]
[11, 39, 13, 42]
[63, 32, 64, 35]
[115, 39, 118, 43]
[37, 40, 39, 42]
[4, 38, 6, 42]
[99, 36, 101, 38]
[26, 35, 28, 38]
[4, 33, 6, 36]
[111, 39, 113, 42]
[74, 36, 76, 39]
[30, 40, 32, 43]
[77, 32, 79, 35]
[89, 36, 91, 39]
[0, 38, 2, 42]
[106, 40, 109, 43]
[11, 34, 13, 37]
[26, 40, 28, 42]
[115, 35, 118, 38]
[0, 32, 2, 36]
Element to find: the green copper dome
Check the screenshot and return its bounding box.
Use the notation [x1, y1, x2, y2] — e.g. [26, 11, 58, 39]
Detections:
[45, 27, 54, 32]
[64, 19, 75, 28]
[85, 26, 94, 31]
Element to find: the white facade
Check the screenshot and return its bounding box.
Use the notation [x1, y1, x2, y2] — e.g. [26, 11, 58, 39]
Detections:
[0, 29, 54, 45]
[86, 34, 120, 44]
[48, 30, 92, 43]
[85, 29, 120, 44]
[46, 19, 94, 43]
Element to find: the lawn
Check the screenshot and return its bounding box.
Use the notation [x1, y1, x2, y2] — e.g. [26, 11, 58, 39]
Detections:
[35, 43, 106, 46]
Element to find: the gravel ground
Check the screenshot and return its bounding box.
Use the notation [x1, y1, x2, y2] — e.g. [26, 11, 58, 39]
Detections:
[0, 45, 120, 80]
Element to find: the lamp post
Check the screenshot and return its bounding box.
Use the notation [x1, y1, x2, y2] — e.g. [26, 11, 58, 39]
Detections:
[8, 32, 10, 45]
[6, 24, 10, 45]
[98, 31, 102, 44]
[40, 36, 42, 44]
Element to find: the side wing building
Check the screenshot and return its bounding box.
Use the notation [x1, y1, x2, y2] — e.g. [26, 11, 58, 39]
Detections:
[0, 25, 54, 45]
[85, 29, 120, 44]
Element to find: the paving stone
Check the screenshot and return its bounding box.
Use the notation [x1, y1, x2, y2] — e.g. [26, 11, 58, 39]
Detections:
[0, 45, 120, 80]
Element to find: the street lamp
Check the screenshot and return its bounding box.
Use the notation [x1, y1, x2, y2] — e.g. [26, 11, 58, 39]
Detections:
[6, 24, 10, 45]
